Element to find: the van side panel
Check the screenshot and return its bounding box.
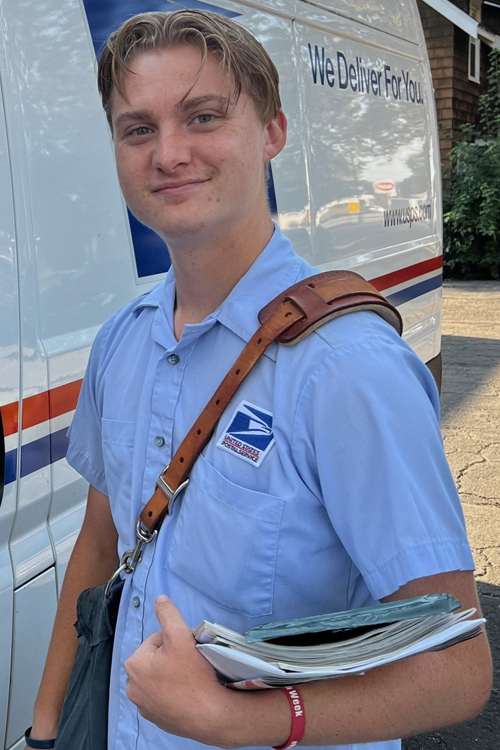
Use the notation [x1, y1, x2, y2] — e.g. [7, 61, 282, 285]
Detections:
[299, 0, 423, 43]
[0, 62, 19, 750]
[292, 3, 442, 364]
[5, 571, 58, 748]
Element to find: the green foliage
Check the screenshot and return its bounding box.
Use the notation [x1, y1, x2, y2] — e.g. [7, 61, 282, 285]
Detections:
[443, 49, 500, 279]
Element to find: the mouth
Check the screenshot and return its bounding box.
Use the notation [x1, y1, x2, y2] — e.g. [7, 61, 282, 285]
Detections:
[152, 179, 210, 194]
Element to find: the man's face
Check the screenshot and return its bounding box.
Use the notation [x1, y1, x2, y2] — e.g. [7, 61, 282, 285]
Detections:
[111, 44, 284, 245]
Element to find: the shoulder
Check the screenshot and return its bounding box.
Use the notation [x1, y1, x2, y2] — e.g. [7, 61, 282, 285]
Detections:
[314, 309, 424, 388]
[272, 310, 443, 470]
[276, 261, 421, 391]
[277, 308, 437, 408]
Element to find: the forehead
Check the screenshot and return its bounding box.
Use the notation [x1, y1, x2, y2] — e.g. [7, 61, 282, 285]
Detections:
[111, 45, 234, 117]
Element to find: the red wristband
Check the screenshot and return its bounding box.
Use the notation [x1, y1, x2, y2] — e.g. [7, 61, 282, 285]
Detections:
[272, 685, 306, 750]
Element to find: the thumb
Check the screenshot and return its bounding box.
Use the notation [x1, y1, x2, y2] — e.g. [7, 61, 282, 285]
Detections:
[155, 595, 191, 638]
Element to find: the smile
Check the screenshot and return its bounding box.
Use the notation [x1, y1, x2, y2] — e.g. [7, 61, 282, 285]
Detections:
[152, 179, 210, 194]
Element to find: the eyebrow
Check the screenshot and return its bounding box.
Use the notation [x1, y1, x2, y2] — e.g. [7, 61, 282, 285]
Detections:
[113, 95, 232, 131]
[175, 94, 231, 111]
[113, 109, 156, 130]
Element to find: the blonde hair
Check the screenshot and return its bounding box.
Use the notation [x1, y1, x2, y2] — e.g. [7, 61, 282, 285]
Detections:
[97, 9, 281, 126]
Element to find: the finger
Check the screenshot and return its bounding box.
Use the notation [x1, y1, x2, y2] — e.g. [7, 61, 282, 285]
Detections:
[124, 631, 163, 677]
[155, 595, 192, 639]
[141, 629, 164, 649]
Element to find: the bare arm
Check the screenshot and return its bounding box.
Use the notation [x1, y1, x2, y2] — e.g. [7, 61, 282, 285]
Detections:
[29, 485, 118, 740]
[125, 570, 492, 747]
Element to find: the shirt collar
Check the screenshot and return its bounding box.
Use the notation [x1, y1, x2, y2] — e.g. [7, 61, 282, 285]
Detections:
[131, 275, 171, 314]
[131, 224, 307, 353]
[214, 224, 303, 344]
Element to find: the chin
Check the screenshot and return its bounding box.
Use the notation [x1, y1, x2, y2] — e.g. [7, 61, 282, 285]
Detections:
[132, 208, 202, 238]
[155, 219, 208, 240]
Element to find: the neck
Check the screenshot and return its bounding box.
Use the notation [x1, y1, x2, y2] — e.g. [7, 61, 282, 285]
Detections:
[168, 216, 275, 340]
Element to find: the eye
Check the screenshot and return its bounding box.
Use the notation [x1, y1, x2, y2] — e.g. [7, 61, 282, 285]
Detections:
[192, 113, 215, 125]
[129, 126, 152, 137]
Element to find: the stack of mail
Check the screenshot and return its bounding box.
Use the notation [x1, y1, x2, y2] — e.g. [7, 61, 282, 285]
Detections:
[194, 594, 484, 688]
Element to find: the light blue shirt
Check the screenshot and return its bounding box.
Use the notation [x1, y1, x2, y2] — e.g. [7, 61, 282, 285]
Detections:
[67, 225, 474, 750]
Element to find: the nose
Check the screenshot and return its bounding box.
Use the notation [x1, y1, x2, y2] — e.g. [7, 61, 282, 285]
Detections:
[151, 126, 191, 173]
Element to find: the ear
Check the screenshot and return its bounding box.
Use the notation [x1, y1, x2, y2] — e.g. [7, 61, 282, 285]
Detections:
[263, 110, 287, 161]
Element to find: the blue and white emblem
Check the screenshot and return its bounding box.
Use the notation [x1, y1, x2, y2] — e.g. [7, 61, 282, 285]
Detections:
[216, 401, 275, 467]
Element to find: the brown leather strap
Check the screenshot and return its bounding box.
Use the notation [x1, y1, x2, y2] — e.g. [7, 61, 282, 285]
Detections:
[259, 270, 402, 342]
[139, 270, 402, 534]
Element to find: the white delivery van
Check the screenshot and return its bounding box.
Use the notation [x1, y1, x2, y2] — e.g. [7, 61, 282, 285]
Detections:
[0, 1, 442, 747]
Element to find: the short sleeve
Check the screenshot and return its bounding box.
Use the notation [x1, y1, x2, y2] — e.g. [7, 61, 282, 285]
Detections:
[293, 315, 474, 600]
[66, 320, 112, 496]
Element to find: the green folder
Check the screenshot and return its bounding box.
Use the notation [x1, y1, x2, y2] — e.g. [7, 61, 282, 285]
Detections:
[244, 593, 461, 644]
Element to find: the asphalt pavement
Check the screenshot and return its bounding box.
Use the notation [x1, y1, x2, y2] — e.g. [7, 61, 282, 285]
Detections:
[403, 281, 500, 750]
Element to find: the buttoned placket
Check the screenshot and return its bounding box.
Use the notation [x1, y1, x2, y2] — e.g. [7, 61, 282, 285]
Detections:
[125, 344, 188, 617]
[115, 313, 220, 750]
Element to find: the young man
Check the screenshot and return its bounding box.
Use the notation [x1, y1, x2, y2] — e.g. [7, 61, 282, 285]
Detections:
[29, 10, 491, 750]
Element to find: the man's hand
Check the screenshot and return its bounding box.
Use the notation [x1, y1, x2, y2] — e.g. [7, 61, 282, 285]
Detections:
[125, 596, 238, 745]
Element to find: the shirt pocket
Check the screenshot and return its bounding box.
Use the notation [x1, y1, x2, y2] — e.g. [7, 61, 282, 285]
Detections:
[101, 418, 136, 505]
[165, 453, 285, 617]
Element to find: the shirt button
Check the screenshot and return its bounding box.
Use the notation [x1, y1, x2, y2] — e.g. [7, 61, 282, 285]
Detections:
[167, 353, 180, 365]
[155, 435, 165, 447]
[132, 597, 140, 608]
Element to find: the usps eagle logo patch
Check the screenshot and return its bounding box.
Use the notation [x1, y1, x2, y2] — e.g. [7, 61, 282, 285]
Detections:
[216, 401, 275, 467]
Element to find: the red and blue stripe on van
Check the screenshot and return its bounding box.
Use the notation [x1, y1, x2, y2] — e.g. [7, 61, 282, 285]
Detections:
[2, 381, 82, 487]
